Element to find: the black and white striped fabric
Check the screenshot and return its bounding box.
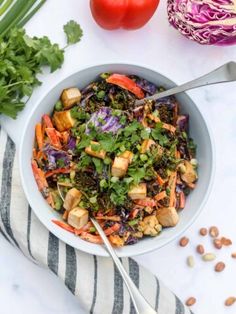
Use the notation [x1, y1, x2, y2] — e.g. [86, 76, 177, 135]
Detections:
[0, 126, 193, 314]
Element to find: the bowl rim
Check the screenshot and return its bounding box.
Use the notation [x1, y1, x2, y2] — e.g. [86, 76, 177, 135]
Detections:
[19, 62, 216, 257]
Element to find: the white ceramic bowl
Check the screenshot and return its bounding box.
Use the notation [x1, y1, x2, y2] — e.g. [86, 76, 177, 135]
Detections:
[19, 63, 215, 257]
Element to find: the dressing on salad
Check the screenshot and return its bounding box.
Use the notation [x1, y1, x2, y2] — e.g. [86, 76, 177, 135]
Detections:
[32, 73, 198, 246]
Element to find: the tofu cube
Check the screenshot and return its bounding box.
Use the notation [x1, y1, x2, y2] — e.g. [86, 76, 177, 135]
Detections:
[140, 139, 156, 154]
[61, 87, 82, 109]
[111, 157, 129, 178]
[156, 207, 179, 227]
[85, 141, 106, 159]
[128, 183, 147, 200]
[63, 188, 82, 211]
[53, 110, 75, 132]
[68, 207, 89, 229]
[119, 151, 133, 164]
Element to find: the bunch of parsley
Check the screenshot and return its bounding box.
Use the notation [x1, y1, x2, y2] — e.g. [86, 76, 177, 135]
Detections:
[0, 20, 83, 118]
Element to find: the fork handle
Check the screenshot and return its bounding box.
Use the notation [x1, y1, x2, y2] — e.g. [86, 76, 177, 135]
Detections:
[135, 61, 236, 106]
[90, 217, 157, 314]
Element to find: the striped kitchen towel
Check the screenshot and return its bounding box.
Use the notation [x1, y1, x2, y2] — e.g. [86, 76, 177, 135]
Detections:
[0, 127, 192, 314]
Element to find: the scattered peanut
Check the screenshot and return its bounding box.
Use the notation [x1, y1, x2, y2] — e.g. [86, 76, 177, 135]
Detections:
[213, 239, 222, 250]
[179, 237, 189, 247]
[209, 226, 219, 238]
[225, 297, 236, 306]
[215, 262, 225, 272]
[202, 253, 216, 262]
[185, 297, 196, 307]
[196, 244, 205, 255]
[231, 252, 236, 258]
[221, 237, 232, 246]
[187, 256, 195, 268]
[199, 227, 207, 236]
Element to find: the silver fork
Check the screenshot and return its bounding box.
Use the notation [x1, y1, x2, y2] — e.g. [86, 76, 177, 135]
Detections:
[135, 61, 236, 106]
[90, 217, 157, 314]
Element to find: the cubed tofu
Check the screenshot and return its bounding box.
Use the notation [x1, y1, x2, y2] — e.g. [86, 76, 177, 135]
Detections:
[68, 207, 89, 229]
[128, 183, 147, 200]
[53, 110, 75, 132]
[180, 161, 198, 184]
[111, 157, 129, 177]
[61, 87, 82, 109]
[63, 188, 82, 211]
[119, 151, 133, 164]
[138, 215, 162, 236]
[156, 207, 179, 227]
[85, 141, 106, 159]
[140, 139, 156, 154]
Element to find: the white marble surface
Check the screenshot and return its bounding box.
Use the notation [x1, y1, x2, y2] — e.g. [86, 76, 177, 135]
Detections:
[1, 1, 236, 313]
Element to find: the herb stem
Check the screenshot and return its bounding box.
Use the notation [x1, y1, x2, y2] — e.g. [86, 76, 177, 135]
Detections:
[0, 0, 14, 16]
[3, 80, 28, 88]
[0, 0, 37, 37]
[17, 0, 46, 28]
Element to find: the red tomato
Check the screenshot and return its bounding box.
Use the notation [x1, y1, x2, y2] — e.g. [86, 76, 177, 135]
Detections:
[90, 0, 160, 30]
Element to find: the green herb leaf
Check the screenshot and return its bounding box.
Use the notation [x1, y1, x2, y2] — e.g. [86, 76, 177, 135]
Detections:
[63, 20, 83, 45]
[92, 157, 103, 174]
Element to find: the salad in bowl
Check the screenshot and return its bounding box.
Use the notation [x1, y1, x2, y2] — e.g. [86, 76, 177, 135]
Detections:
[32, 72, 198, 247]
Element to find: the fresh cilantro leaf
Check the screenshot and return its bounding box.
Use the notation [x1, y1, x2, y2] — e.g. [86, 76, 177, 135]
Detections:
[76, 135, 91, 150]
[140, 129, 150, 140]
[98, 133, 116, 152]
[128, 167, 146, 185]
[92, 157, 103, 174]
[63, 20, 83, 45]
[123, 120, 140, 137]
[77, 154, 92, 169]
[110, 181, 128, 206]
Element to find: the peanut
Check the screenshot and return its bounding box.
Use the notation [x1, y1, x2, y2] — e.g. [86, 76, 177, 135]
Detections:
[215, 262, 225, 272]
[199, 227, 207, 236]
[202, 253, 216, 262]
[221, 237, 232, 246]
[231, 252, 236, 258]
[196, 244, 204, 255]
[209, 226, 219, 238]
[187, 256, 195, 268]
[225, 297, 236, 306]
[186, 297, 196, 307]
[179, 236, 189, 247]
[213, 239, 222, 250]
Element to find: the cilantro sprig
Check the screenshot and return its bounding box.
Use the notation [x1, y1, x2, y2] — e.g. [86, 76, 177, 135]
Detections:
[0, 21, 83, 119]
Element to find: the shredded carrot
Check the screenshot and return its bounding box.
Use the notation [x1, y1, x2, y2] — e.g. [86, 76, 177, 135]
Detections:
[175, 150, 180, 159]
[96, 216, 121, 222]
[157, 174, 165, 186]
[52, 220, 75, 233]
[162, 123, 176, 133]
[36, 151, 46, 160]
[147, 114, 176, 133]
[129, 207, 141, 219]
[61, 131, 69, 144]
[168, 172, 177, 207]
[45, 127, 61, 149]
[179, 191, 185, 209]
[74, 222, 93, 236]
[154, 191, 167, 201]
[62, 211, 68, 220]
[45, 168, 71, 178]
[80, 232, 103, 244]
[35, 123, 44, 150]
[42, 114, 54, 128]
[31, 159, 48, 191]
[33, 148, 37, 159]
[104, 223, 120, 236]
[134, 198, 156, 207]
